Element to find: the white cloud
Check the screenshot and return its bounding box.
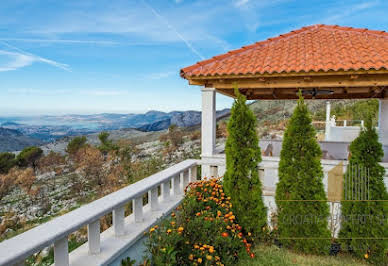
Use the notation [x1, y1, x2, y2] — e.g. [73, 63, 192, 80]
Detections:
[0, 42, 70, 72]
[25, 1, 229, 53]
[147, 71, 176, 80]
[322, 1, 379, 24]
[7, 88, 68, 95]
[80, 90, 128, 96]
[0, 50, 35, 71]
[235, 0, 250, 7]
[0, 38, 118, 45]
[141, 0, 204, 59]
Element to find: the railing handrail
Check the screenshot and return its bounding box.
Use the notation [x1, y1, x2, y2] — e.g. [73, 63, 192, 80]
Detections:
[0, 159, 198, 266]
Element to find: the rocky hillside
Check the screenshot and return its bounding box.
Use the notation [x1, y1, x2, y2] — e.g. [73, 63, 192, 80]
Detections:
[0, 128, 43, 152]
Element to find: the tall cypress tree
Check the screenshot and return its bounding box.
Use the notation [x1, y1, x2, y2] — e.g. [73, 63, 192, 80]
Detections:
[339, 117, 388, 264]
[224, 88, 267, 237]
[275, 93, 331, 254]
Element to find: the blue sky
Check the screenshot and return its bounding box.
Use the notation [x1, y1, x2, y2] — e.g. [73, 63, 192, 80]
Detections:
[0, 0, 387, 115]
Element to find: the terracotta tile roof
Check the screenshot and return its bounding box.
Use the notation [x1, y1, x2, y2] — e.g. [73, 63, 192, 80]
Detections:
[181, 24, 388, 78]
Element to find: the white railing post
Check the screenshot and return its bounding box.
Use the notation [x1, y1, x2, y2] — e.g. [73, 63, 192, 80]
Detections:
[189, 166, 197, 182]
[210, 166, 218, 177]
[113, 205, 125, 236]
[88, 220, 100, 254]
[182, 170, 189, 190]
[162, 180, 171, 201]
[173, 175, 181, 195]
[149, 186, 159, 211]
[133, 197, 143, 223]
[54, 237, 69, 266]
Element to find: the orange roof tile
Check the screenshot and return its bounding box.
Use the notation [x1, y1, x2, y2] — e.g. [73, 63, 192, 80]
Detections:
[180, 24, 388, 78]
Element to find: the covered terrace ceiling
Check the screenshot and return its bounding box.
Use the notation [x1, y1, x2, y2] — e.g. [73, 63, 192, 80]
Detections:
[180, 24, 388, 100]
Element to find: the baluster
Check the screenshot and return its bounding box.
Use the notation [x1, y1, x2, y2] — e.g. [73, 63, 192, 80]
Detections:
[113, 205, 125, 236]
[54, 237, 69, 266]
[183, 170, 190, 190]
[88, 219, 100, 254]
[149, 186, 159, 211]
[162, 180, 171, 201]
[173, 175, 181, 195]
[133, 196, 143, 223]
[189, 166, 197, 182]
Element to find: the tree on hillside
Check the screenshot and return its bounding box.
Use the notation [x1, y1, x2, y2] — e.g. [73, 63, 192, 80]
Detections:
[16, 146, 43, 171]
[223, 88, 267, 237]
[66, 136, 87, 155]
[98, 132, 118, 155]
[275, 92, 330, 254]
[0, 152, 16, 174]
[339, 117, 388, 263]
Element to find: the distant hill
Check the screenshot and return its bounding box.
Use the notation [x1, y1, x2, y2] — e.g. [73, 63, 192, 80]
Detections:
[0, 127, 43, 152]
[138, 109, 230, 131]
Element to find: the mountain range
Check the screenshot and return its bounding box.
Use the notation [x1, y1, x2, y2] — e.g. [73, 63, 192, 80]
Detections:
[0, 109, 230, 152]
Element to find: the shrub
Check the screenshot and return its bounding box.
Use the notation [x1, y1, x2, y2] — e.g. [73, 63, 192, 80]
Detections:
[223, 88, 267, 237]
[0, 152, 16, 174]
[98, 132, 118, 155]
[146, 178, 255, 265]
[66, 136, 87, 155]
[16, 146, 43, 170]
[275, 92, 331, 254]
[339, 117, 388, 264]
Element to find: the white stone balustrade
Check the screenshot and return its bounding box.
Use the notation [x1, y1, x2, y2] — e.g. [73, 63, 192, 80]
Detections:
[0, 159, 199, 266]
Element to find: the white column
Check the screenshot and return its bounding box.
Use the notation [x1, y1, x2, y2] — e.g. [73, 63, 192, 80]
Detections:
[87, 220, 100, 254]
[54, 237, 69, 266]
[201, 87, 216, 177]
[162, 180, 171, 201]
[325, 101, 331, 141]
[148, 187, 159, 211]
[189, 166, 197, 182]
[379, 99, 388, 145]
[113, 205, 125, 236]
[133, 197, 143, 223]
[173, 175, 181, 195]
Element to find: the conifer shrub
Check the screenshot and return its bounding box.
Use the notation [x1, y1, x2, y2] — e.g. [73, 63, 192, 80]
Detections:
[275, 93, 331, 254]
[339, 117, 388, 264]
[223, 88, 267, 237]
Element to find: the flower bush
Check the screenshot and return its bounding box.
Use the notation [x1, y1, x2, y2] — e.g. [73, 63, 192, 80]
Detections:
[146, 178, 255, 265]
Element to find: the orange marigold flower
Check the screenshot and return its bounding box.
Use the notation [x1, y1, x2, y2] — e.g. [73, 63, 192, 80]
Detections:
[189, 254, 194, 260]
[206, 255, 213, 261]
[196, 212, 201, 216]
[194, 244, 200, 249]
[364, 253, 369, 259]
[250, 253, 255, 258]
[171, 212, 175, 217]
[221, 232, 229, 237]
[198, 258, 203, 263]
[178, 227, 184, 233]
[167, 229, 172, 234]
